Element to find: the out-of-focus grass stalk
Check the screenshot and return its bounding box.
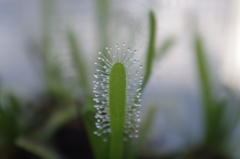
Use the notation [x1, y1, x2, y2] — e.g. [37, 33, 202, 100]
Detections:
[16, 138, 61, 159]
[194, 34, 226, 149]
[67, 30, 109, 159]
[68, 31, 91, 103]
[142, 11, 156, 90]
[95, 0, 109, 48]
[128, 105, 158, 159]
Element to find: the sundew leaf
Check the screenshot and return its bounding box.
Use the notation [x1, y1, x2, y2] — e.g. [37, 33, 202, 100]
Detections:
[109, 63, 126, 159]
[142, 10, 156, 90]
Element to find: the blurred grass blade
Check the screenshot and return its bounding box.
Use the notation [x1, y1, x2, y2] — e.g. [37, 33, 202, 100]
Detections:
[142, 10, 156, 90]
[194, 34, 213, 113]
[0, 95, 20, 144]
[155, 37, 175, 60]
[68, 31, 91, 101]
[109, 63, 126, 159]
[194, 34, 215, 144]
[16, 137, 61, 159]
[82, 106, 109, 159]
[34, 105, 78, 140]
[95, 0, 109, 48]
[129, 105, 158, 159]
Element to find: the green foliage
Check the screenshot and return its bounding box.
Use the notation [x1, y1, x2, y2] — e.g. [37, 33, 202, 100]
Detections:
[156, 37, 175, 61]
[68, 31, 91, 101]
[193, 34, 240, 158]
[16, 137, 61, 159]
[128, 105, 158, 159]
[142, 11, 156, 90]
[0, 94, 21, 146]
[82, 106, 109, 159]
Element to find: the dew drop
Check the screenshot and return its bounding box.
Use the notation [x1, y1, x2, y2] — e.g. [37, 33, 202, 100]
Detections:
[94, 62, 97, 65]
[134, 50, 137, 54]
[137, 118, 141, 122]
[122, 42, 125, 46]
[116, 44, 119, 48]
[98, 51, 102, 54]
[94, 73, 98, 78]
[140, 65, 143, 68]
[106, 47, 108, 49]
[98, 56, 101, 60]
[134, 60, 137, 63]
[95, 93, 99, 97]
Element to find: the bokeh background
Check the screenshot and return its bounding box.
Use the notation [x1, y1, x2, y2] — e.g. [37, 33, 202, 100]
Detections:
[0, 0, 240, 159]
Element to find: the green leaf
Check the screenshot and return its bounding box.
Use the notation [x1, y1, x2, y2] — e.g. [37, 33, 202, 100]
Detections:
[82, 106, 109, 159]
[16, 137, 61, 159]
[194, 34, 213, 112]
[95, 0, 109, 48]
[0, 95, 21, 144]
[142, 10, 156, 90]
[33, 105, 78, 140]
[109, 63, 126, 159]
[67, 31, 91, 102]
[128, 105, 158, 159]
[155, 37, 175, 61]
[194, 34, 226, 148]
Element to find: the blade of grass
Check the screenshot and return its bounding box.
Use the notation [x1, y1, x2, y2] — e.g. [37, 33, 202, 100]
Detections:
[67, 31, 91, 102]
[194, 34, 213, 143]
[95, 0, 109, 48]
[128, 105, 158, 159]
[34, 105, 78, 140]
[16, 137, 61, 159]
[155, 37, 175, 61]
[195, 34, 213, 113]
[194, 34, 227, 148]
[142, 10, 156, 90]
[82, 106, 109, 159]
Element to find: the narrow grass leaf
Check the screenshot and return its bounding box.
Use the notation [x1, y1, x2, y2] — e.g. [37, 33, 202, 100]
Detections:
[155, 37, 175, 61]
[68, 31, 91, 102]
[142, 10, 156, 90]
[16, 137, 61, 159]
[129, 105, 158, 159]
[82, 106, 109, 159]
